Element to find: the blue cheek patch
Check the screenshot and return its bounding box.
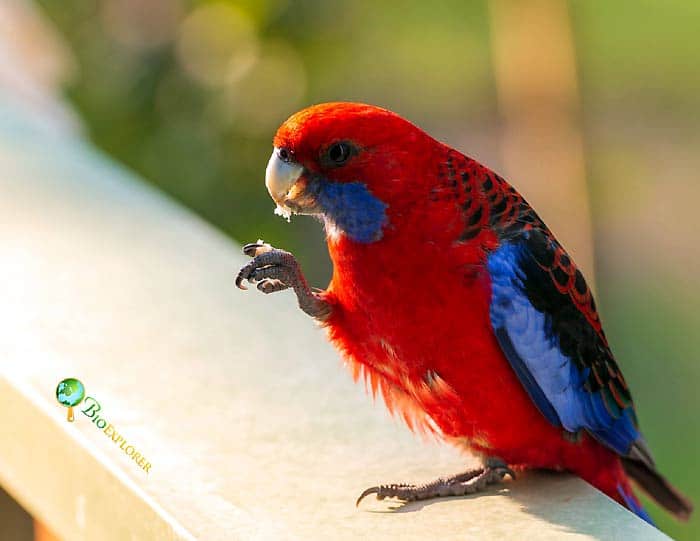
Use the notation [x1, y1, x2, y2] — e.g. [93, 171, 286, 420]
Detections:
[316, 181, 388, 243]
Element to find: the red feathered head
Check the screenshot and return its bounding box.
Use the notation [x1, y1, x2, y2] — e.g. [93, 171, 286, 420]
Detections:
[266, 102, 439, 243]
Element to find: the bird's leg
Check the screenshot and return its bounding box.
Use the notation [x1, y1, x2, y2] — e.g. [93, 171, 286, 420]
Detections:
[236, 241, 332, 321]
[356, 457, 515, 506]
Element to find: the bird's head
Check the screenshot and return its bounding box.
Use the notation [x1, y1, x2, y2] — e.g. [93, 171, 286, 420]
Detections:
[266, 102, 436, 243]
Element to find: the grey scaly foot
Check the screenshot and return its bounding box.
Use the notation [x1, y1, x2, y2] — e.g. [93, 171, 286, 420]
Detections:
[236, 241, 332, 321]
[356, 458, 515, 506]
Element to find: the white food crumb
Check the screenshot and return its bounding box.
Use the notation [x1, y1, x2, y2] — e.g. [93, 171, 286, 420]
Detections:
[274, 204, 292, 221]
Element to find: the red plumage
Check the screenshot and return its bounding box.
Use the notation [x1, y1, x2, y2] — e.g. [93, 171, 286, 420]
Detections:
[268, 102, 690, 520]
[320, 175, 628, 506]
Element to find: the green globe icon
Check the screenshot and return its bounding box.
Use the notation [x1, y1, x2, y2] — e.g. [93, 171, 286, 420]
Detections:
[56, 378, 85, 422]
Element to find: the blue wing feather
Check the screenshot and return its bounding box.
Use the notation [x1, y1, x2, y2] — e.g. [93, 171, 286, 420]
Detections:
[441, 155, 688, 519]
[488, 238, 641, 457]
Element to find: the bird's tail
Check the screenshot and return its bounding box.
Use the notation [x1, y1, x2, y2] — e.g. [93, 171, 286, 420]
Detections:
[617, 481, 654, 525]
[622, 457, 693, 521]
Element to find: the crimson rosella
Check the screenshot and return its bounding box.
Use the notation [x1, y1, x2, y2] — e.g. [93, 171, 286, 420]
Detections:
[236, 102, 692, 523]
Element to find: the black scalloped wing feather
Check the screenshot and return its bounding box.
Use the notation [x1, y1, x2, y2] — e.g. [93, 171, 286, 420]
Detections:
[517, 227, 636, 422]
[489, 212, 644, 458]
[442, 153, 691, 517]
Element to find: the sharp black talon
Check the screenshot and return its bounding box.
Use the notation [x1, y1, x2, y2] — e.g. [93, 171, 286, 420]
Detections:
[502, 467, 516, 480]
[235, 272, 248, 290]
[243, 243, 263, 257]
[356, 486, 380, 507]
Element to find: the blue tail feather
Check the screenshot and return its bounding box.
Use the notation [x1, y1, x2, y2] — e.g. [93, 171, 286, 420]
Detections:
[618, 483, 655, 526]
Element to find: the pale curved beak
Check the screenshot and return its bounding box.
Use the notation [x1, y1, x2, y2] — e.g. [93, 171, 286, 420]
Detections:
[265, 148, 303, 210]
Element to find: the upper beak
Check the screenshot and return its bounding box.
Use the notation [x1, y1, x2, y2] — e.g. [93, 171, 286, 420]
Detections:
[265, 148, 303, 206]
[265, 148, 318, 217]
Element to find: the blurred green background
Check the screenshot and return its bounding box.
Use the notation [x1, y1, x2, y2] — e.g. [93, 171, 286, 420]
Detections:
[35, 0, 700, 537]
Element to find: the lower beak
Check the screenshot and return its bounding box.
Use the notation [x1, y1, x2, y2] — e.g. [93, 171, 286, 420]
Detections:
[265, 149, 317, 217]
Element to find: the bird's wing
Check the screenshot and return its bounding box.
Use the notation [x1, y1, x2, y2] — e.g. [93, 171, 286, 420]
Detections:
[487, 226, 653, 464]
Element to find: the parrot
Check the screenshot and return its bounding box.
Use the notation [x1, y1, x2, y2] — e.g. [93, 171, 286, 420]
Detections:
[236, 102, 692, 524]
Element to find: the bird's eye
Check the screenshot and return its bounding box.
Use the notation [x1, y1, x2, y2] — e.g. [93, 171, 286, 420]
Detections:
[327, 142, 352, 166]
[277, 147, 292, 162]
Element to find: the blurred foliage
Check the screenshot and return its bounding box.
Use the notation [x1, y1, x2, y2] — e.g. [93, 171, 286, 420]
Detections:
[36, 0, 495, 284]
[37, 0, 700, 538]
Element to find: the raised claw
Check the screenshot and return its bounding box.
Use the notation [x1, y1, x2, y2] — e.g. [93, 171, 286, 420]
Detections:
[236, 240, 331, 320]
[237, 246, 294, 291]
